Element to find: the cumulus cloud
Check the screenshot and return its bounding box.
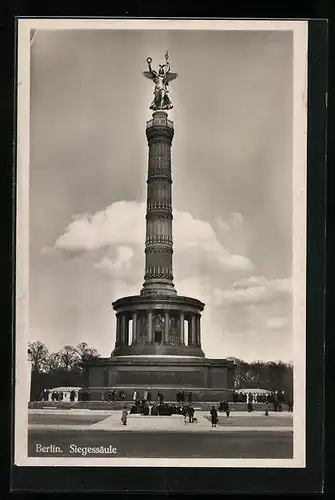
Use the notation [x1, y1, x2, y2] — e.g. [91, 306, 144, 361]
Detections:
[49, 201, 253, 284]
[216, 216, 230, 231]
[212, 275, 291, 306]
[43, 202, 293, 361]
[52, 201, 145, 252]
[95, 245, 134, 271]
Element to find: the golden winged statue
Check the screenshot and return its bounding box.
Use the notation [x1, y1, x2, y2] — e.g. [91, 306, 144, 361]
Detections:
[143, 51, 178, 110]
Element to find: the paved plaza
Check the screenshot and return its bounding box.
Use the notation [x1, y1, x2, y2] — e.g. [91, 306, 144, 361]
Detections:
[29, 409, 293, 432]
[28, 409, 293, 458]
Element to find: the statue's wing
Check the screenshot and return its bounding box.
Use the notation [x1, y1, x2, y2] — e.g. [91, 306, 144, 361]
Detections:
[165, 72, 178, 83]
[143, 71, 157, 82]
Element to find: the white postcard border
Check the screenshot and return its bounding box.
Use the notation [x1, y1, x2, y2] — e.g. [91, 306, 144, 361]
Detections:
[15, 18, 308, 468]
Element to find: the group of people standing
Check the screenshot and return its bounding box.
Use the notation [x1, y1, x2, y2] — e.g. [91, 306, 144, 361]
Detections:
[104, 389, 125, 401]
[176, 391, 193, 403]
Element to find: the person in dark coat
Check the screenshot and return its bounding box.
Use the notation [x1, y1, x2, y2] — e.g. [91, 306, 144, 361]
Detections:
[188, 406, 195, 423]
[121, 406, 128, 425]
[265, 401, 269, 416]
[210, 406, 218, 427]
[223, 400, 230, 418]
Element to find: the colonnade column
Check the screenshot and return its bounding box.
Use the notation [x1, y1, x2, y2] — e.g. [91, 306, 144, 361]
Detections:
[179, 312, 185, 345]
[196, 314, 201, 347]
[164, 312, 169, 343]
[147, 311, 153, 343]
[121, 315, 126, 345]
[125, 316, 130, 346]
[116, 315, 121, 346]
[132, 312, 137, 344]
[191, 315, 196, 346]
[187, 317, 192, 346]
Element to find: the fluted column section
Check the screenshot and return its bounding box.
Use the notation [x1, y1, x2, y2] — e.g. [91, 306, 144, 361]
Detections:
[141, 111, 177, 297]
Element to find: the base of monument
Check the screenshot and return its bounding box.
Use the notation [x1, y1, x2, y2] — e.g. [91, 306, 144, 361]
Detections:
[86, 355, 235, 402]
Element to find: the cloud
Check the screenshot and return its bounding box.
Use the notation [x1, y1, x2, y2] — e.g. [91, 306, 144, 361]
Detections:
[52, 201, 145, 252]
[43, 202, 293, 361]
[216, 216, 230, 231]
[212, 275, 291, 306]
[49, 201, 253, 283]
[95, 245, 134, 271]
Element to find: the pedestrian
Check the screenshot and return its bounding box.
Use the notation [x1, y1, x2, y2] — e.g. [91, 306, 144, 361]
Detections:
[210, 406, 218, 427]
[265, 401, 269, 416]
[188, 405, 195, 423]
[223, 400, 230, 418]
[121, 406, 128, 426]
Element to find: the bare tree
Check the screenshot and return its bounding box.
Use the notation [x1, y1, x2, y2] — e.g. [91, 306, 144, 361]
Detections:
[28, 341, 49, 373]
[56, 345, 80, 371]
[76, 342, 100, 362]
[45, 352, 61, 373]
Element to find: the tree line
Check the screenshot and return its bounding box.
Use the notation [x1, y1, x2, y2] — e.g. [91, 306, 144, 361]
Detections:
[28, 341, 293, 401]
[227, 357, 293, 400]
[28, 341, 99, 401]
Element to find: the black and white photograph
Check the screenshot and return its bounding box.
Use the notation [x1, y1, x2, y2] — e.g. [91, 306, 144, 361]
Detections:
[15, 19, 308, 468]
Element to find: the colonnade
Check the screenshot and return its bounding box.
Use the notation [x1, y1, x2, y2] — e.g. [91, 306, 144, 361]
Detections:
[115, 310, 201, 348]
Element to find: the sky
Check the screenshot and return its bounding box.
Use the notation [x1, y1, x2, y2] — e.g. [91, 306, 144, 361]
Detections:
[28, 28, 294, 362]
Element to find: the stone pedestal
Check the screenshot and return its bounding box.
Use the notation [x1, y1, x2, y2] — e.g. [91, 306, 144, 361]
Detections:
[86, 356, 235, 402]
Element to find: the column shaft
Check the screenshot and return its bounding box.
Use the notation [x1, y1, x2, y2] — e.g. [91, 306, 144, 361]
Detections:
[164, 312, 169, 343]
[196, 315, 201, 347]
[125, 317, 129, 346]
[180, 312, 185, 344]
[187, 317, 192, 346]
[116, 315, 121, 346]
[132, 312, 137, 344]
[191, 315, 196, 346]
[121, 315, 126, 345]
[147, 311, 153, 343]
